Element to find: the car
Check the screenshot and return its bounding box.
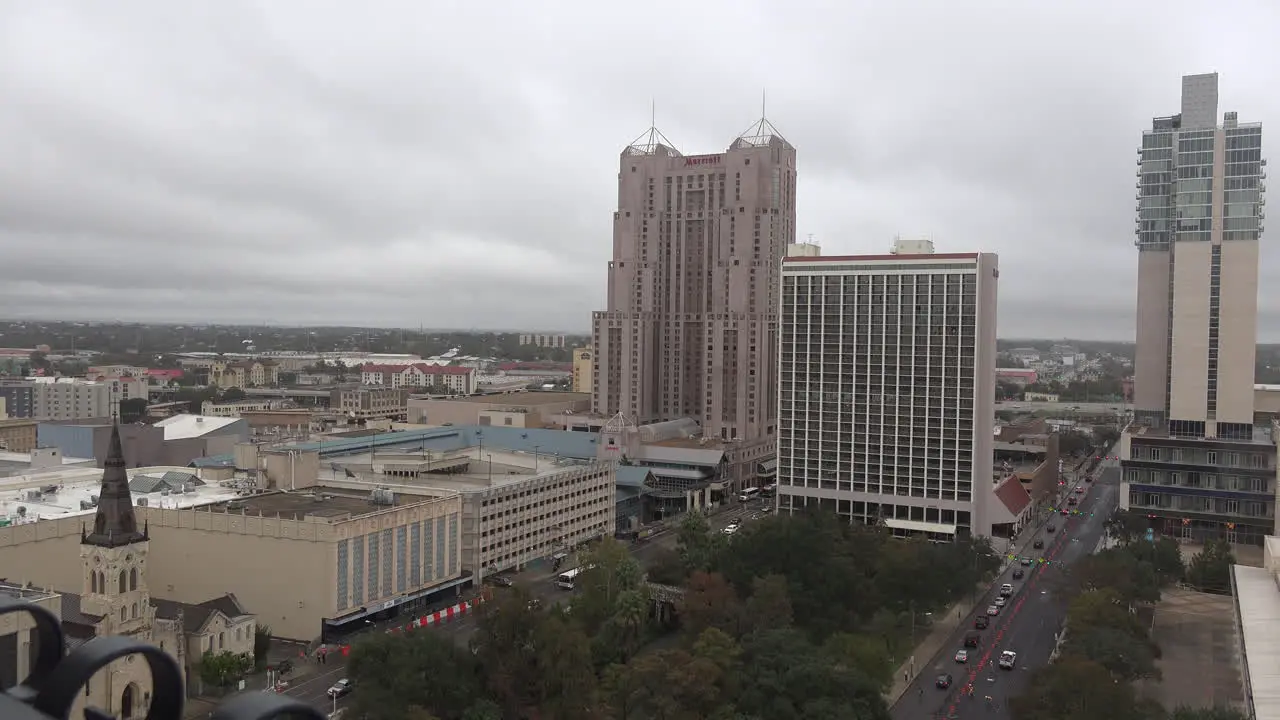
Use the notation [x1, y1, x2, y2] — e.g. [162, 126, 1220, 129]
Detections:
[986, 605, 1000, 616]
[488, 575, 514, 588]
[725, 522, 740, 531]
[936, 673, 954, 689]
[998, 650, 1017, 670]
[1012, 568, 1025, 579]
[1060, 507, 1070, 515]
[1068, 497, 1078, 506]
[1020, 557, 1034, 566]
[1085, 475, 1095, 483]
[327, 679, 353, 698]
[964, 631, 981, 647]
[994, 596, 1007, 608]
[999, 583, 1014, 598]
[1074, 486, 1085, 494]
[954, 649, 969, 663]
[974, 615, 990, 630]
[1046, 524, 1057, 533]
[1033, 539, 1045, 549]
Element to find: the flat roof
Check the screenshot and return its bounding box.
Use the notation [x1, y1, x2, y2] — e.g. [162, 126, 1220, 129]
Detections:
[206, 487, 424, 521]
[350, 447, 580, 492]
[154, 415, 241, 440]
[0, 581, 56, 601]
[783, 252, 980, 264]
[0, 466, 241, 525]
[416, 391, 589, 406]
[1234, 564, 1280, 720]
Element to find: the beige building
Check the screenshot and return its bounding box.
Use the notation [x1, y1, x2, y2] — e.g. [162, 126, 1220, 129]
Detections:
[0, 426, 256, 717]
[0, 418, 37, 452]
[210, 360, 280, 389]
[572, 348, 593, 393]
[519, 334, 567, 349]
[592, 117, 796, 444]
[1122, 73, 1275, 545]
[776, 240, 1000, 540]
[407, 391, 591, 429]
[332, 386, 410, 421]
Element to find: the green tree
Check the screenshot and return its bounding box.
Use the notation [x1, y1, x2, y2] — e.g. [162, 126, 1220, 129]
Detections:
[278, 371, 298, 386]
[1168, 707, 1250, 720]
[1010, 657, 1162, 720]
[347, 630, 484, 720]
[221, 387, 248, 402]
[118, 397, 148, 424]
[644, 546, 687, 586]
[1095, 425, 1122, 449]
[1072, 548, 1162, 605]
[1185, 539, 1236, 594]
[820, 633, 893, 691]
[1106, 509, 1153, 546]
[1127, 536, 1185, 586]
[1058, 430, 1092, 456]
[735, 629, 891, 720]
[676, 511, 720, 575]
[574, 536, 644, 633]
[531, 614, 601, 720]
[743, 574, 793, 635]
[198, 651, 254, 688]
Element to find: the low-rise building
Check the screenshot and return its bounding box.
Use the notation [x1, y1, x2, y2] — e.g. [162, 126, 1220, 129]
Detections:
[407, 391, 591, 428]
[0, 418, 37, 452]
[996, 368, 1038, 386]
[210, 360, 279, 389]
[200, 400, 287, 417]
[1, 379, 111, 421]
[38, 414, 249, 468]
[360, 364, 477, 394]
[331, 386, 409, 421]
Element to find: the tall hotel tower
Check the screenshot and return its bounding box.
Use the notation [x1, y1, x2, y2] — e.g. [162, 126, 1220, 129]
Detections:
[776, 239, 1000, 540]
[1121, 72, 1275, 544]
[591, 117, 797, 458]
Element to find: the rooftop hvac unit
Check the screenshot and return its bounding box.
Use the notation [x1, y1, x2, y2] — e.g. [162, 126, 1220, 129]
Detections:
[79, 500, 95, 511]
[90, 495, 98, 505]
[25, 491, 42, 502]
[40, 485, 58, 495]
[369, 488, 395, 506]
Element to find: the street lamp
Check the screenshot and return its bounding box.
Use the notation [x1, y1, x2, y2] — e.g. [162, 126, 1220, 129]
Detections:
[908, 604, 932, 677]
[533, 444, 540, 471]
[486, 454, 493, 484]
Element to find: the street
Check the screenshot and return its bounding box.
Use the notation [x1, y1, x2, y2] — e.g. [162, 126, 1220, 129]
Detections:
[890, 458, 1121, 720]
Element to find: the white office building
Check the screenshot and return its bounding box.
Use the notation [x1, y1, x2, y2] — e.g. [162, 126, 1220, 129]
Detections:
[776, 240, 999, 540]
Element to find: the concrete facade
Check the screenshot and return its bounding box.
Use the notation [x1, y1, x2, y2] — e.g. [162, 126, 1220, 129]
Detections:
[37, 417, 248, 469]
[776, 244, 999, 540]
[1124, 73, 1274, 544]
[572, 347, 593, 394]
[591, 118, 796, 444]
[331, 386, 410, 421]
[407, 391, 591, 428]
[0, 419, 37, 452]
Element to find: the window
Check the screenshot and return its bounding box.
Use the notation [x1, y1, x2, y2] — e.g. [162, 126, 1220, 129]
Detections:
[118, 571, 127, 593]
[1125, 469, 1138, 483]
[1206, 451, 1218, 465]
[129, 568, 138, 591]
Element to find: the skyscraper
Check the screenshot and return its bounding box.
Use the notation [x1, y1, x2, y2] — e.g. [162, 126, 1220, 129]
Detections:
[1121, 72, 1274, 544]
[775, 239, 1000, 540]
[591, 116, 797, 451]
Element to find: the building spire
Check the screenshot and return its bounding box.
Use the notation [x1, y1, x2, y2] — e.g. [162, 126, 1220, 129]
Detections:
[83, 422, 146, 548]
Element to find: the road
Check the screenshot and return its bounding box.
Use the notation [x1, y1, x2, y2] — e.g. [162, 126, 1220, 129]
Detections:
[278, 499, 770, 716]
[890, 458, 1121, 720]
[996, 400, 1127, 415]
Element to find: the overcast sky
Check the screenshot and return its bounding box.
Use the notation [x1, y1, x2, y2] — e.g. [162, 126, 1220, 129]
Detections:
[2, 1, 1279, 340]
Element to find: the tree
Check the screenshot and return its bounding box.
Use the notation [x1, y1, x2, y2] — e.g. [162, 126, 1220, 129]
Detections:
[1106, 509, 1152, 546]
[645, 546, 687, 586]
[1072, 548, 1161, 605]
[574, 536, 644, 634]
[743, 574, 793, 635]
[1058, 430, 1092, 456]
[221, 387, 248, 402]
[1168, 707, 1250, 720]
[531, 614, 601, 719]
[198, 651, 254, 688]
[347, 630, 484, 720]
[820, 633, 893, 691]
[680, 572, 742, 638]
[1095, 425, 1122, 449]
[676, 511, 721, 575]
[1010, 657, 1161, 720]
[278, 371, 298, 386]
[118, 397, 148, 424]
[1185, 539, 1236, 594]
[1127, 536, 1185, 586]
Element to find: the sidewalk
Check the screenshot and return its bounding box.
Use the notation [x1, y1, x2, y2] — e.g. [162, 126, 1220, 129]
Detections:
[884, 522, 1045, 705]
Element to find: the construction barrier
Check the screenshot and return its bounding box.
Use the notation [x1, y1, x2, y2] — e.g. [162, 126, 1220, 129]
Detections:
[322, 596, 486, 658]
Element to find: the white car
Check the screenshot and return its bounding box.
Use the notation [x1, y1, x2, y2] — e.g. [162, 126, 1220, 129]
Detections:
[999, 583, 1014, 598]
[999, 650, 1017, 669]
[954, 649, 969, 663]
[986, 605, 1000, 616]
[722, 525, 739, 536]
[327, 679, 353, 698]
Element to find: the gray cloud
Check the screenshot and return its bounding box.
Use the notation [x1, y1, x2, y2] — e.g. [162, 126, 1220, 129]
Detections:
[2, 0, 1280, 339]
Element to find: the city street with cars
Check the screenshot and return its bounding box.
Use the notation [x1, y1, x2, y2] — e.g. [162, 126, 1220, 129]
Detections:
[890, 455, 1122, 720]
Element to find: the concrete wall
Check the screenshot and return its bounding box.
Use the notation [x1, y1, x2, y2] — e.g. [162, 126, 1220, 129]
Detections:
[0, 420, 38, 453]
[1169, 240, 1213, 423]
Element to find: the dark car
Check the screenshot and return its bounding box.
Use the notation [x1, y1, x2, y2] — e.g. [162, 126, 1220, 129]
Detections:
[935, 673, 953, 689]
[488, 575, 514, 588]
[974, 615, 990, 630]
[1047, 524, 1057, 533]
[1012, 568, 1025, 579]
[964, 631, 981, 648]
[1033, 539, 1044, 549]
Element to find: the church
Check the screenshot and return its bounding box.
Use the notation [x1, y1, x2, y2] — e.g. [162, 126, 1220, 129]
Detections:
[58, 423, 257, 718]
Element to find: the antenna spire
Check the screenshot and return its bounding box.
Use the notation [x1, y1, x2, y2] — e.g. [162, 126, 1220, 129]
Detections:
[761, 89, 767, 119]
[651, 98, 656, 128]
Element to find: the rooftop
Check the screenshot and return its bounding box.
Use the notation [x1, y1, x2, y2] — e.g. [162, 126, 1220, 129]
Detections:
[415, 391, 588, 406]
[0, 465, 242, 525]
[1233, 562, 1280, 720]
[154, 414, 242, 440]
[205, 486, 427, 521]
[0, 581, 57, 601]
[1127, 423, 1275, 446]
[348, 446, 590, 492]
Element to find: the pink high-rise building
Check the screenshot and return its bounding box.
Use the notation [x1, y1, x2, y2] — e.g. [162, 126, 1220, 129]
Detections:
[592, 117, 797, 444]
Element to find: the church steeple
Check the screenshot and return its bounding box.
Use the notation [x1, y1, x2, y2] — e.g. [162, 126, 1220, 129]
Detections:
[83, 422, 146, 548]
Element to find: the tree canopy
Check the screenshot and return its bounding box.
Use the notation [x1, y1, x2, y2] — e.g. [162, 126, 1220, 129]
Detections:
[347, 513, 1001, 719]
